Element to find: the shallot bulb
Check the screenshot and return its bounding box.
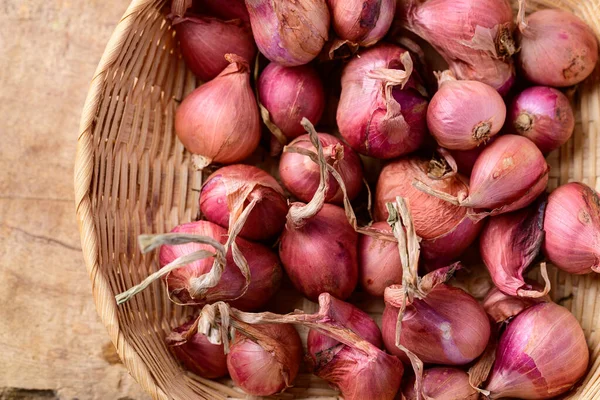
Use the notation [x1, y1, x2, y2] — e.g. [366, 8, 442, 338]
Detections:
[415, 135, 549, 216]
[166, 318, 228, 379]
[162, 221, 282, 310]
[485, 302, 589, 399]
[397, 0, 516, 94]
[358, 222, 402, 296]
[544, 182, 600, 274]
[375, 156, 481, 263]
[482, 286, 549, 324]
[199, 295, 404, 400]
[383, 283, 491, 365]
[258, 63, 325, 145]
[228, 323, 302, 396]
[327, 0, 396, 46]
[307, 295, 389, 399]
[175, 54, 260, 168]
[427, 71, 506, 150]
[337, 44, 429, 159]
[200, 164, 288, 241]
[279, 120, 359, 301]
[403, 367, 479, 400]
[175, 16, 256, 82]
[280, 133, 364, 204]
[281, 203, 358, 300]
[510, 86, 575, 154]
[517, 4, 599, 87]
[480, 198, 550, 297]
[245, 0, 330, 66]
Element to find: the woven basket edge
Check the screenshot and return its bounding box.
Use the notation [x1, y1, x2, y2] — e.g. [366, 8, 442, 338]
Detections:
[74, 1, 167, 399]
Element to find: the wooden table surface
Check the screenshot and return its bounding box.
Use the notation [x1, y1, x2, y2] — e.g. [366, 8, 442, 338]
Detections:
[0, 1, 149, 399]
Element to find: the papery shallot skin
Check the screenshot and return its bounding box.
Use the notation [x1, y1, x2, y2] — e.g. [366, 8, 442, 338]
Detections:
[482, 286, 549, 324]
[403, 367, 479, 400]
[427, 73, 506, 150]
[358, 222, 402, 296]
[327, 0, 396, 46]
[245, 0, 330, 66]
[467, 134, 549, 212]
[227, 324, 302, 396]
[200, 164, 288, 241]
[480, 199, 546, 297]
[279, 133, 364, 204]
[175, 55, 260, 165]
[510, 86, 575, 154]
[161, 221, 282, 310]
[375, 157, 481, 263]
[486, 302, 589, 399]
[258, 63, 325, 140]
[382, 284, 491, 365]
[176, 16, 256, 82]
[518, 9, 599, 87]
[307, 294, 402, 400]
[310, 343, 403, 400]
[279, 204, 359, 301]
[307, 295, 382, 358]
[544, 182, 600, 275]
[398, 0, 516, 94]
[166, 319, 228, 379]
[337, 44, 429, 159]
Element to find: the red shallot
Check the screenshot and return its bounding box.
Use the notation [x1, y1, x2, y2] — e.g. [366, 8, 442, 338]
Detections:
[245, 0, 330, 66]
[427, 70, 506, 150]
[175, 54, 260, 169]
[115, 221, 282, 311]
[414, 135, 549, 217]
[258, 63, 325, 147]
[279, 120, 359, 301]
[383, 281, 491, 365]
[517, 0, 599, 87]
[166, 317, 228, 379]
[480, 197, 551, 297]
[510, 86, 575, 154]
[403, 367, 479, 400]
[544, 182, 600, 274]
[482, 285, 549, 324]
[485, 302, 589, 399]
[337, 44, 429, 159]
[397, 0, 516, 94]
[307, 294, 391, 399]
[375, 154, 482, 264]
[381, 199, 490, 367]
[227, 323, 302, 396]
[175, 16, 256, 82]
[280, 133, 364, 204]
[198, 295, 404, 400]
[200, 164, 288, 241]
[327, 0, 396, 47]
[358, 222, 402, 296]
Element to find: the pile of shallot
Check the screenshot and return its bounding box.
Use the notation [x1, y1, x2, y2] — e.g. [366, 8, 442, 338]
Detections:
[116, 0, 599, 398]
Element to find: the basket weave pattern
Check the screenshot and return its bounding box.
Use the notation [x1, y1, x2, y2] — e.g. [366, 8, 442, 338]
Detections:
[75, 0, 600, 398]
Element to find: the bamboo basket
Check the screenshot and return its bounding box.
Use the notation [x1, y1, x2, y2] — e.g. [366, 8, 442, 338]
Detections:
[74, 0, 600, 399]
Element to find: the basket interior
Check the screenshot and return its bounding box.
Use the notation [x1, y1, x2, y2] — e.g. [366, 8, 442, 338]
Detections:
[76, 0, 600, 398]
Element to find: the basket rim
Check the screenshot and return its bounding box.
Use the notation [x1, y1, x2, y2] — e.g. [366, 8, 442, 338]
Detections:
[74, 1, 166, 399]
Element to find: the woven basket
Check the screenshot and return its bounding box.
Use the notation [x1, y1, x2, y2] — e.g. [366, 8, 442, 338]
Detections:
[74, 0, 600, 398]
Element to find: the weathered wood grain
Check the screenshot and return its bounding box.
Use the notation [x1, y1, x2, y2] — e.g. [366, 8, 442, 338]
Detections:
[0, 1, 149, 399]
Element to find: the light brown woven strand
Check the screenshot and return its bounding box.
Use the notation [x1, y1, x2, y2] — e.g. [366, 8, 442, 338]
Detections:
[75, 0, 600, 399]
